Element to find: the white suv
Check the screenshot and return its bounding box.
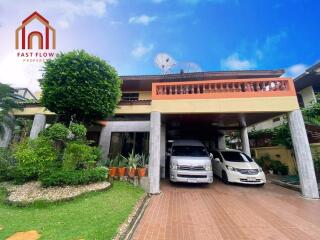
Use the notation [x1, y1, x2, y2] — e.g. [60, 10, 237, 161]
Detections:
[212, 149, 266, 185]
[169, 140, 213, 184]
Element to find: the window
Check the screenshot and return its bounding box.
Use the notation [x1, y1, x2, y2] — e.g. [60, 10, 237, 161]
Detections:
[121, 93, 139, 101]
[220, 151, 253, 162]
[109, 132, 149, 158]
[172, 146, 208, 157]
[273, 117, 281, 123]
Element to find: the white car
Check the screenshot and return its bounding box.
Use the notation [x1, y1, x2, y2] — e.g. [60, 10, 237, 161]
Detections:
[169, 140, 213, 184]
[211, 149, 266, 185]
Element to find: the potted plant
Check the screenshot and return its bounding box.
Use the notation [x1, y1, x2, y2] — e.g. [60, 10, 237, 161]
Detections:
[118, 154, 128, 177]
[108, 156, 119, 177]
[137, 153, 148, 177]
[127, 150, 138, 177]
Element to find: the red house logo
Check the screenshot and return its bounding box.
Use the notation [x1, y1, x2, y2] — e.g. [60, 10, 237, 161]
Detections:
[15, 11, 56, 50]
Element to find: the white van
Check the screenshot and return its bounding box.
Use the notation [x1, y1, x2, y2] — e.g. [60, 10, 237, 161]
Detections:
[169, 140, 213, 183]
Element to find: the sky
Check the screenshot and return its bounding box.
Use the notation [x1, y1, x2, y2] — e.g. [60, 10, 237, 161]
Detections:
[0, 0, 319, 92]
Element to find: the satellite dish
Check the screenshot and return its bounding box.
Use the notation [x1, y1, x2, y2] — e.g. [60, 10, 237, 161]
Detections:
[154, 53, 176, 74]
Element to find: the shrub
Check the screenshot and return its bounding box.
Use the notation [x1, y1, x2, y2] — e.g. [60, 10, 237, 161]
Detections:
[255, 154, 272, 171]
[0, 148, 16, 181]
[40, 167, 108, 187]
[63, 142, 99, 170]
[69, 123, 87, 140]
[269, 160, 289, 175]
[42, 123, 69, 142]
[12, 137, 58, 182]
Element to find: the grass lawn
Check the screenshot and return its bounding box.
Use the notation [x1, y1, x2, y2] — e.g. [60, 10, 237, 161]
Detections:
[0, 181, 144, 240]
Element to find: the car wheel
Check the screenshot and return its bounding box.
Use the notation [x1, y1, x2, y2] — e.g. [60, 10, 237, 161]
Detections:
[222, 171, 229, 184]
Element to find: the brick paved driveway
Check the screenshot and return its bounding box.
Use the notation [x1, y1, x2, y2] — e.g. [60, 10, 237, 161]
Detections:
[132, 180, 320, 240]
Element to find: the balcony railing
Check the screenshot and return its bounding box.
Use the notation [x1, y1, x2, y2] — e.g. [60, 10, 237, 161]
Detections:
[152, 78, 296, 100]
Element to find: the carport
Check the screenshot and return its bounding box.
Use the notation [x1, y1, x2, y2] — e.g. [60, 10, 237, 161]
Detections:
[149, 108, 318, 199]
[159, 112, 286, 179]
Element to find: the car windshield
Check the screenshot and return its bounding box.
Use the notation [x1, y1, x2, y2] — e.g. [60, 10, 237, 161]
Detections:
[172, 146, 208, 157]
[221, 151, 253, 162]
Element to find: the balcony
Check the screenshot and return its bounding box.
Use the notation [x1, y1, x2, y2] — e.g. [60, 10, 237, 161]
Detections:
[152, 78, 296, 100]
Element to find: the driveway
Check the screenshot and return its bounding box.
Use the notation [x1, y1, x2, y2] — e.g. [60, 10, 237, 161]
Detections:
[132, 180, 320, 240]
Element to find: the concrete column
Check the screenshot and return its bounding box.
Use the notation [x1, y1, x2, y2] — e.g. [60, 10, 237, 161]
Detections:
[30, 114, 46, 139]
[0, 124, 12, 148]
[160, 123, 166, 179]
[218, 134, 226, 149]
[149, 111, 161, 194]
[288, 109, 319, 199]
[99, 124, 112, 159]
[241, 127, 251, 157]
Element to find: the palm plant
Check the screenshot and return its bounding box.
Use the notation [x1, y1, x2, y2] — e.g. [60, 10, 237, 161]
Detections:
[0, 83, 21, 139]
[13, 118, 33, 142]
[137, 153, 149, 168]
[127, 150, 138, 170]
[118, 154, 128, 168]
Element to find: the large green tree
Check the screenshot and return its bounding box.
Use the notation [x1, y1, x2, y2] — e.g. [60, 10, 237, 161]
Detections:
[0, 83, 20, 139]
[40, 50, 122, 124]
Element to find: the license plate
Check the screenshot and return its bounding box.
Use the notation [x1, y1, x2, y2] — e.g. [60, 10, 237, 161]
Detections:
[187, 179, 197, 183]
[247, 177, 256, 181]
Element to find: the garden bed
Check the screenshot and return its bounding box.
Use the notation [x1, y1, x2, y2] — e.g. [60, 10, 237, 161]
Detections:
[0, 181, 111, 204]
[0, 181, 144, 239]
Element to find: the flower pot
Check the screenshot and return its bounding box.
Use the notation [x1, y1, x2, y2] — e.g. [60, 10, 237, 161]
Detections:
[109, 167, 118, 177]
[118, 167, 126, 177]
[137, 167, 146, 177]
[128, 168, 136, 178]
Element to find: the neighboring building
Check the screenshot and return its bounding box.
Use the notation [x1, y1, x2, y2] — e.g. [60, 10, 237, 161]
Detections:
[250, 62, 320, 131]
[9, 69, 319, 198]
[295, 62, 320, 107]
[13, 88, 38, 102]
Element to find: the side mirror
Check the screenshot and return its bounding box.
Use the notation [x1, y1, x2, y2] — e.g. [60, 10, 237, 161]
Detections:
[209, 153, 213, 159]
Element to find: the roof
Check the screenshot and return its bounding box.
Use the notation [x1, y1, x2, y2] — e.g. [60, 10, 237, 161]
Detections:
[121, 69, 285, 91]
[172, 139, 205, 146]
[294, 62, 320, 91]
[121, 69, 284, 81]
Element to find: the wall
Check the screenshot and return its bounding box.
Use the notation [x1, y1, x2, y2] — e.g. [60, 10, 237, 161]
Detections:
[300, 86, 316, 107]
[151, 96, 299, 114]
[138, 91, 152, 100]
[249, 115, 285, 131]
[252, 146, 296, 175]
[311, 143, 320, 159]
[253, 144, 320, 175]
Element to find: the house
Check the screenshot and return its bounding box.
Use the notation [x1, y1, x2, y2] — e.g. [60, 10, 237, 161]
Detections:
[250, 62, 320, 131]
[295, 62, 320, 107]
[9, 69, 319, 199]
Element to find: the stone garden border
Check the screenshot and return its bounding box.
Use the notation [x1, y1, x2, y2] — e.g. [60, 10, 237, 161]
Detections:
[114, 192, 150, 240]
[0, 181, 112, 206]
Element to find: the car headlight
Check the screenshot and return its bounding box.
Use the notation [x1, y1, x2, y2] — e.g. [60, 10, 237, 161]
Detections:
[171, 163, 177, 170]
[205, 165, 212, 171]
[226, 165, 236, 171]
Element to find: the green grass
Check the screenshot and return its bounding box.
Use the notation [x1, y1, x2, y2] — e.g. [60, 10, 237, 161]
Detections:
[0, 181, 144, 240]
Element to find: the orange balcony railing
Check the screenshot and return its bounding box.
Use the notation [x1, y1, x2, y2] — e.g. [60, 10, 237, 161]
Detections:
[152, 78, 296, 100]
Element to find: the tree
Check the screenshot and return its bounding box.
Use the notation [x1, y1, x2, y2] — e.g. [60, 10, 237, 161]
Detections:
[0, 83, 20, 139]
[40, 50, 122, 124]
[302, 94, 320, 126]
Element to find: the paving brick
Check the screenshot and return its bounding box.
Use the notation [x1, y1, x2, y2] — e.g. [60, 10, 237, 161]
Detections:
[132, 180, 320, 240]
